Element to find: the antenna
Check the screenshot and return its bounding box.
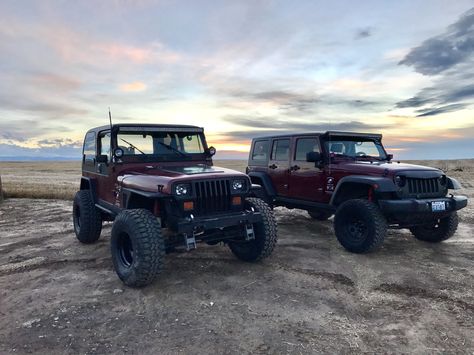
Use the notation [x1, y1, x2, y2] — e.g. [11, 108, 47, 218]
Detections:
[108, 107, 113, 129]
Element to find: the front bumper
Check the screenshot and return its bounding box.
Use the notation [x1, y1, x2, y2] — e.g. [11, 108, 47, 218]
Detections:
[174, 210, 262, 235]
[378, 195, 468, 214]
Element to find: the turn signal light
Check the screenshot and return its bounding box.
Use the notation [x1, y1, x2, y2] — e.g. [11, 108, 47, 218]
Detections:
[183, 201, 194, 210]
[232, 196, 242, 205]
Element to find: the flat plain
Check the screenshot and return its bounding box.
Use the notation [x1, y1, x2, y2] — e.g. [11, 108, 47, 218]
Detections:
[0, 159, 473, 354]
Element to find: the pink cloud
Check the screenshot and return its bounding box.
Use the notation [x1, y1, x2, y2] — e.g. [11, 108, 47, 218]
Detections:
[119, 81, 147, 92]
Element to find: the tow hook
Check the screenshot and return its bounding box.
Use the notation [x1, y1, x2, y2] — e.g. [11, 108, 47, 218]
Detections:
[245, 223, 255, 241]
[183, 232, 197, 251]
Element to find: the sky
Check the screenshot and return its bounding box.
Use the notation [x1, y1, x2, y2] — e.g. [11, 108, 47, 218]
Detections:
[0, 0, 473, 160]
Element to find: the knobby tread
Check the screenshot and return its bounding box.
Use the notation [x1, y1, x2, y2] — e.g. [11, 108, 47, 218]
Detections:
[334, 199, 387, 253]
[111, 209, 165, 287]
[229, 197, 278, 262]
[410, 212, 459, 242]
[73, 190, 102, 244]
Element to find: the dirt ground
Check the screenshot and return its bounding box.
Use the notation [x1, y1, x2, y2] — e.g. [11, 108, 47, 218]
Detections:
[0, 166, 473, 354]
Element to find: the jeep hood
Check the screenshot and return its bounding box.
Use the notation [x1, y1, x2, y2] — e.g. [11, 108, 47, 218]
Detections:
[117, 164, 247, 194]
[332, 160, 441, 177]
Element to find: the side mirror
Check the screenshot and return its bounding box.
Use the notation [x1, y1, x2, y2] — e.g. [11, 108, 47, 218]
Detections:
[114, 147, 124, 158]
[96, 155, 108, 163]
[306, 151, 321, 163]
[386, 154, 393, 161]
[206, 146, 216, 157]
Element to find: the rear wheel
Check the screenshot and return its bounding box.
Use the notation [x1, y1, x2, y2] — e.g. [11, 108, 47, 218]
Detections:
[334, 199, 387, 253]
[111, 209, 165, 287]
[228, 198, 277, 261]
[308, 210, 333, 221]
[72, 190, 102, 244]
[410, 212, 458, 242]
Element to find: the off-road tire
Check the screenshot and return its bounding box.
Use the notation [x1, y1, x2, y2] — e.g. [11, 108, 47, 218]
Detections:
[228, 197, 277, 262]
[73, 190, 102, 244]
[334, 199, 387, 253]
[410, 212, 458, 243]
[111, 209, 165, 287]
[308, 210, 333, 221]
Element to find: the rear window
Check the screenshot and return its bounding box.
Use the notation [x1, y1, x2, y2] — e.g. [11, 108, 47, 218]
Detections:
[271, 139, 290, 160]
[251, 140, 269, 161]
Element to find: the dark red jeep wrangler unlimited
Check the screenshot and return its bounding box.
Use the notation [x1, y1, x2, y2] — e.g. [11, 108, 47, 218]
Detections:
[247, 131, 467, 253]
[73, 124, 277, 287]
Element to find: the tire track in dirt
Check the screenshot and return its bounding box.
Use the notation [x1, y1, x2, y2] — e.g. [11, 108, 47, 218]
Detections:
[374, 283, 474, 313]
[0, 257, 109, 276]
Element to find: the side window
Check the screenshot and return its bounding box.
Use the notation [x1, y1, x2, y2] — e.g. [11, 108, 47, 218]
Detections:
[252, 140, 269, 161]
[295, 138, 320, 161]
[83, 132, 96, 158]
[271, 139, 290, 161]
[99, 132, 111, 160]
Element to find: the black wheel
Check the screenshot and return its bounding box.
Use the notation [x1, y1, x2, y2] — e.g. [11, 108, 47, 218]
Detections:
[73, 190, 102, 244]
[228, 197, 277, 261]
[334, 199, 387, 253]
[308, 210, 333, 221]
[111, 209, 165, 287]
[410, 212, 458, 242]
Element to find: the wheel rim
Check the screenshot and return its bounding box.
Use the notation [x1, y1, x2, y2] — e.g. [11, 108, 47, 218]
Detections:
[117, 232, 134, 268]
[346, 218, 368, 243]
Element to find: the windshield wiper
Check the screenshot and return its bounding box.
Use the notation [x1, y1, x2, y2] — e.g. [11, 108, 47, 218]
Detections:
[156, 142, 188, 157]
[120, 138, 146, 155]
[331, 154, 356, 161]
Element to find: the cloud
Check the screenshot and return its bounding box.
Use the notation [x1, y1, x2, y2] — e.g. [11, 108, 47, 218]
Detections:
[415, 103, 467, 117]
[119, 81, 147, 92]
[399, 8, 474, 75]
[355, 28, 372, 40]
[397, 8, 474, 115]
[217, 118, 392, 142]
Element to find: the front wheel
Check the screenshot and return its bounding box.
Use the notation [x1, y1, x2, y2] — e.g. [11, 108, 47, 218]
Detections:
[228, 198, 277, 261]
[334, 199, 387, 253]
[111, 209, 165, 287]
[410, 212, 458, 242]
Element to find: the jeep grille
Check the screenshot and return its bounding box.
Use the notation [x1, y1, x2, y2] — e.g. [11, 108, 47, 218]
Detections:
[194, 179, 231, 215]
[406, 177, 441, 197]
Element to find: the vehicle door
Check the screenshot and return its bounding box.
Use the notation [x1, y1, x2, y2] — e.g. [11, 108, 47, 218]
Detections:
[268, 138, 291, 196]
[288, 136, 326, 202]
[94, 130, 115, 204]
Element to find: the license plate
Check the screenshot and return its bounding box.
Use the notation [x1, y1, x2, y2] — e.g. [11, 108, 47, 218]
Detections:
[431, 201, 446, 212]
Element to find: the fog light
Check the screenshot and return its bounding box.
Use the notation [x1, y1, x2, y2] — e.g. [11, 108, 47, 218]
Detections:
[232, 196, 242, 205]
[183, 201, 194, 210]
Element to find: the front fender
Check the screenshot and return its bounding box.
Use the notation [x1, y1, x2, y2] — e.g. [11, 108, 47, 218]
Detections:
[447, 176, 462, 190]
[330, 175, 397, 206]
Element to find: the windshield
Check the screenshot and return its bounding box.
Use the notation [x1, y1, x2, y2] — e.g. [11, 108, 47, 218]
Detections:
[324, 139, 387, 160]
[116, 131, 205, 160]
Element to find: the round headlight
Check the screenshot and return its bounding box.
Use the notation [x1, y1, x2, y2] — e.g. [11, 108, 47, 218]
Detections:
[439, 175, 447, 185]
[175, 184, 190, 195]
[232, 180, 245, 191]
[394, 175, 406, 187]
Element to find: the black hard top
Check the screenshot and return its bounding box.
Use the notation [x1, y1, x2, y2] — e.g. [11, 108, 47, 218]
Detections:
[251, 130, 382, 140]
[87, 123, 204, 134]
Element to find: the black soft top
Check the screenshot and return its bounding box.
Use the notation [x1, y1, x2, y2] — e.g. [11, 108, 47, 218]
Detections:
[252, 131, 382, 140]
[87, 123, 204, 135]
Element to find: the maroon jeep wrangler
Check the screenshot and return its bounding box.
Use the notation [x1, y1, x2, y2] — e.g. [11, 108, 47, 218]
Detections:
[247, 131, 467, 253]
[73, 124, 277, 287]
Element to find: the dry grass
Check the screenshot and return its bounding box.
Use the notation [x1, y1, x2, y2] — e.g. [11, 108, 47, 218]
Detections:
[0, 160, 246, 200]
[0, 159, 472, 200]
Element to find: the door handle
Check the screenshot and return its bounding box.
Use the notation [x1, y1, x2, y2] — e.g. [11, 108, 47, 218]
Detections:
[269, 164, 278, 169]
[290, 165, 300, 171]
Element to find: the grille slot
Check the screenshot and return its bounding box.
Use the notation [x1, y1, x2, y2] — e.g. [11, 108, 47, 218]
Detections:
[407, 178, 440, 196]
[194, 179, 231, 215]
